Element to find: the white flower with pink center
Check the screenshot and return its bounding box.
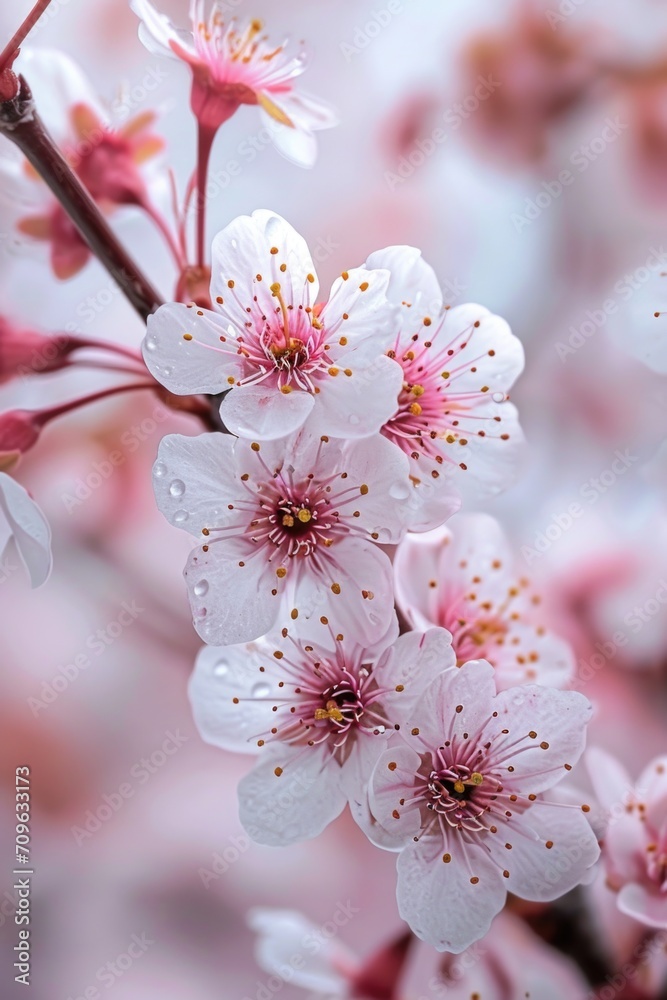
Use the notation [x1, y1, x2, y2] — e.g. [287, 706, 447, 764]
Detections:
[587, 747, 667, 929]
[0, 469, 52, 588]
[153, 429, 412, 647]
[143, 211, 403, 440]
[130, 0, 337, 165]
[365, 246, 526, 523]
[189, 623, 455, 845]
[395, 513, 574, 689]
[367, 660, 599, 953]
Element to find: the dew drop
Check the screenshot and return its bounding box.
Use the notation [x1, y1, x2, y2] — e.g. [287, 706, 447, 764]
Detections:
[512, 693, 525, 707]
[154, 462, 167, 478]
[145, 339, 157, 352]
[376, 725, 386, 735]
[194, 580, 209, 597]
[213, 660, 229, 676]
[492, 391, 506, 403]
[173, 509, 189, 524]
[252, 682, 270, 698]
[389, 481, 410, 501]
[162, 365, 173, 377]
[369, 612, 382, 626]
[169, 479, 186, 497]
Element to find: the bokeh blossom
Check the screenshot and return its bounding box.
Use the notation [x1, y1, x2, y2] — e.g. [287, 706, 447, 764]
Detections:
[588, 747, 667, 930]
[0, 468, 52, 587]
[394, 513, 574, 688]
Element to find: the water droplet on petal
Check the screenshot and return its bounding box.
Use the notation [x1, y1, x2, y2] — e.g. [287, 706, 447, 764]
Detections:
[252, 682, 270, 698]
[162, 365, 173, 377]
[145, 339, 157, 353]
[389, 481, 410, 501]
[492, 391, 506, 404]
[173, 509, 189, 523]
[154, 462, 167, 478]
[169, 479, 186, 497]
[213, 660, 229, 676]
[368, 612, 381, 626]
[194, 579, 209, 597]
[512, 693, 525, 707]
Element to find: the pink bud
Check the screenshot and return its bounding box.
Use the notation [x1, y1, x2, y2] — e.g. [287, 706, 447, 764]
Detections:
[0, 408, 46, 456]
[0, 316, 78, 383]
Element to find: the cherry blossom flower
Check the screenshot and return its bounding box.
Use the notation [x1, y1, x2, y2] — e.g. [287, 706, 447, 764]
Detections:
[587, 746, 667, 930]
[0, 469, 52, 588]
[367, 660, 599, 952]
[248, 907, 413, 1000]
[130, 0, 337, 166]
[142, 211, 402, 440]
[394, 513, 574, 688]
[189, 623, 454, 845]
[434, 910, 589, 1000]
[153, 429, 412, 647]
[249, 907, 360, 996]
[0, 48, 164, 279]
[460, 3, 602, 165]
[365, 246, 525, 523]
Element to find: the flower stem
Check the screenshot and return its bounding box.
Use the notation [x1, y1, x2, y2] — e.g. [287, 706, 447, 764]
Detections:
[0, 76, 163, 322]
[0, 0, 54, 73]
[195, 122, 216, 268]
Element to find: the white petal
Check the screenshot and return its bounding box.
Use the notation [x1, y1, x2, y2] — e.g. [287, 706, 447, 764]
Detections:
[586, 747, 634, 818]
[210, 211, 318, 309]
[320, 266, 397, 363]
[18, 49, 105, 143]
[0, 473, 52, 588]
[239, 745, 346, 845]
[153, 433, 241, 537]
[221, 382, 314, 440]
[396, 834, 507, 953]
[491, 686, 593, 795]
[617, 883, 667, 929]
[248, 908, 356, 993]
[408, 660, 497, 750]
[488, 802, 599, 902]
[365, 246, 443, 330]
[143, 303, 243, 394]
[188, 640, 280, 753]
[368, 745, 423, 849]
[130, 0, 183, 54]
[259, 109, 318, 168]
[185, 537, 283, 646]
[335, 435, 412, 542]
[376, 628, 456, 725]
[308, 356, 402, 440]
[293, 537, 395, 648]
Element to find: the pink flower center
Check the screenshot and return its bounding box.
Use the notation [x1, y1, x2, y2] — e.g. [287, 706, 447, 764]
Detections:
[426, 762, 495, 832]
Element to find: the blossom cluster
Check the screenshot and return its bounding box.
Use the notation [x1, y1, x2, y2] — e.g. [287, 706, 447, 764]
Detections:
[1, 0, 665, 974]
